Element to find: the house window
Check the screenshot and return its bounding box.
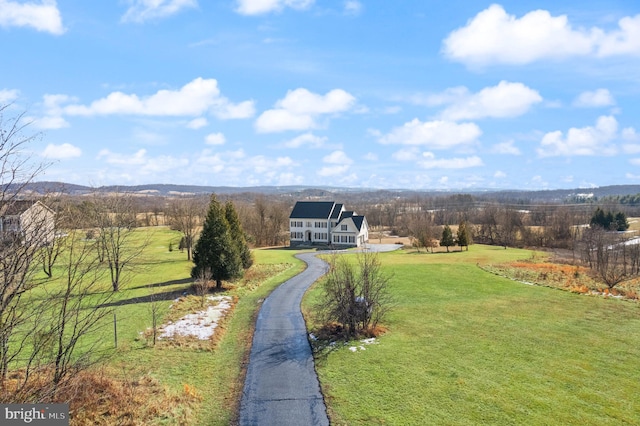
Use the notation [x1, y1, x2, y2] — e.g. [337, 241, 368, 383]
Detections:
[349, 236, 355, 243]
[333, 236, 339, 243]
[341, 225, 347, 231]
[306, 221, 312, 227]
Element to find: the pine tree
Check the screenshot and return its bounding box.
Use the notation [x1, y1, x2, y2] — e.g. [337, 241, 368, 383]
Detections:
[456, 221, 470, 251]
[191, 195, 242, 289]
[225, 201, 253, 270]
[440, 225, 455, 253]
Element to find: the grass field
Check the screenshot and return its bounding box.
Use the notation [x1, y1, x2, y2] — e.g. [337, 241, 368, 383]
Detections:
[303, 245, 640, 425]
[23, 227, 304, 425]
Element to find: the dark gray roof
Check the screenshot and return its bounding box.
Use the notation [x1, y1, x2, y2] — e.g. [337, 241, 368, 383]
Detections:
[351, 216, 366, 231]
[290, 201, 336, 219]
[339, 211, 354, 221]
[330, 203, 343, 220]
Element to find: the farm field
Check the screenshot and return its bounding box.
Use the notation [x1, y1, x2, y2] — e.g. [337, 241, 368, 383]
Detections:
[303, 245, 640, 425]
[26, 227, 304, 425]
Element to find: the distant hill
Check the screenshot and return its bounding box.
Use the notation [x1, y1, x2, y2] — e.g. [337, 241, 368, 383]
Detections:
[12, 181, 640, 203]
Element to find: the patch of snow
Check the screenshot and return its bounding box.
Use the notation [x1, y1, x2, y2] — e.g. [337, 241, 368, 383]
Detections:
[349, 338, 379, 352]
[159, 296, 232, 341]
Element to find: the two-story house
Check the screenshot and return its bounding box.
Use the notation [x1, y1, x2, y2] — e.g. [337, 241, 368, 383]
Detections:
[0, 200, 55, 246]
[289, 201, 369, 248]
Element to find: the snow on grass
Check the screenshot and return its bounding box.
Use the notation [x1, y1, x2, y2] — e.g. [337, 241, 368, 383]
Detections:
[159, 296, 233, 341]
[349, 337, 379, 352]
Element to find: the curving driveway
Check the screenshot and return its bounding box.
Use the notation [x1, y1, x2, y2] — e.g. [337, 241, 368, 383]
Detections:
[239, 244, 401, 425]
[239, 252, 330, 426]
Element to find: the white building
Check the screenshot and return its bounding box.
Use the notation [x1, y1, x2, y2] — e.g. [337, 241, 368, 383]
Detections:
[289, 201, 369, 248]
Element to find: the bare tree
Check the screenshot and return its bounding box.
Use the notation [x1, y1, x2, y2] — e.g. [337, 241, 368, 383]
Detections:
[0, 106, 48, 391]
[44, 230, 113, 387]
[318, 252, 392, 339]
[581, 228, 640, 289]
[92, 192, 148, 292]
[167, 196, 206, 260]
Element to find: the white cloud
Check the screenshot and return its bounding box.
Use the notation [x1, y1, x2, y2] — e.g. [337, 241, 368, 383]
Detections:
[318, 150, 352, 176]
[34, 115, 69, 129]
[344, 0, 362, 16]
[418, 152, 484, 169]
[0, 88, 19, 104]
[538, 115, 620, 157]
[42, 143, 81, 159]
[0, 0, 65, 35]
[598, 15, 640, 56]
[255, 109, 315, 133]
[121, 0, 197, 23]
[215, 100, 255, 120]
[63, 78, 254, 120]
[276, 88, 355, 115]
[443, 4, 640, 66]
[573, 89, 615, 108]
[235, 0, 313, 15]
[323, 150, 352, 165]
[255, 88, 356, 133]
[491, 140, 521, 155]
[438, 81, 542, 121]
[378, 119, 481, 149]
[187, 117, 208, 129]
[195, 148, 298, 183]
[205, 132, 225, 145]
[282, 132, 327, 148]
[98, 148, 189, 175]
[494, 170, 507, 178]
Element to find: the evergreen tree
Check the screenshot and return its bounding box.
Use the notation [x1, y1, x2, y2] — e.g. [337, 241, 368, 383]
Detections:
[225, 201, 253, 270]
[191, 195, 242, 289]
[440, 225, 455, 253]
[456, 221, 470, 251]
[614, 212, 629, 231]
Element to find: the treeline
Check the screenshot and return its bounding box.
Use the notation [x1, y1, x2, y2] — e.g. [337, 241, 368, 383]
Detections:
[43, 191, 640, 252]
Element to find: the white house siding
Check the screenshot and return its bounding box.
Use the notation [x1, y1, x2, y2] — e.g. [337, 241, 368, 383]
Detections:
[330, 217, 369, 248]
[290, 219, 331, 245]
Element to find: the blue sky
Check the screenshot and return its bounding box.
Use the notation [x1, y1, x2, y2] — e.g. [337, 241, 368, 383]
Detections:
[3, 0, 640, 190]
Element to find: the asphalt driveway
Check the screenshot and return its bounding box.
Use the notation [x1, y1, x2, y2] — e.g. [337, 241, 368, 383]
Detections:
[239, 252, 330, 426]
[239, 244, 401, 425]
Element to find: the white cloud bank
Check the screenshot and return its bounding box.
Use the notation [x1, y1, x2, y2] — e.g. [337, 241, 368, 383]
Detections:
[434, 81, 542, 121]
[419, 152, 483, 169]
[235, 0, 313, 15]
[255, 88, 356, 133]
[0, 0, 65, 35]
[58, 78, 254, 120]
[0, 89, 20, 104]
[443, 4, 640, 66]
[573, 89, 615, 108]
[378, 119, 481, 149]
[42, 143, 81, 159]
[318, 150, 352, 176]
[121, 0, 197, 23]
[538, 115, 622, 157]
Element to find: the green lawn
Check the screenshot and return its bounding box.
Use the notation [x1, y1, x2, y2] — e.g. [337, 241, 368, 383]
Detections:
[304, 245, 640, 425]
[25, 227, 304, 425]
